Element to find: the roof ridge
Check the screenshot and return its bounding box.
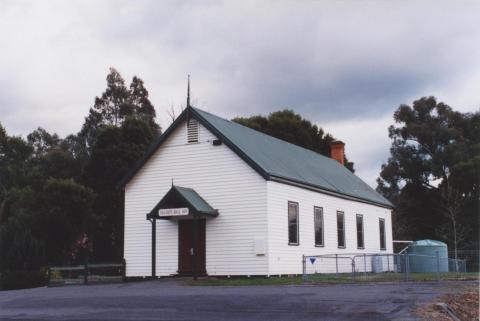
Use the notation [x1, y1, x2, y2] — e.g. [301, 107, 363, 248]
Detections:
[191, 106, 342, 167]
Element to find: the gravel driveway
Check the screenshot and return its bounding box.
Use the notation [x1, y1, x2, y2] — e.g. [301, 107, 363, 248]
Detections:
[0, 279, 474, 321]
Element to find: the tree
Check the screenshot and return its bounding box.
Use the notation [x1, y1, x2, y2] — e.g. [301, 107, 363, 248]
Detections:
[85, 117, 156, 260]
[0, 123, 33, 223]
[27, 127, 61, 157]
[128, 76, 159, 132]
[377, 97, 480, 256]
[0, 68, 161, 288]
[233, 109, 355, 172]
[74, 68, 161, 260]
[33, 178, 96, 264]
[79, 68, 160, 151]
[92, 67, 130, 127]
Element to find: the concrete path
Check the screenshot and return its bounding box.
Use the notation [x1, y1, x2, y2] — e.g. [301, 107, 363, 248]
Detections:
[0, 279, 473, 321]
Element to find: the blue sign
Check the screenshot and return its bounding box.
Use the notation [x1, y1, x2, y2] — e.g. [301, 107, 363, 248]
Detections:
[309, 257, 316, 264]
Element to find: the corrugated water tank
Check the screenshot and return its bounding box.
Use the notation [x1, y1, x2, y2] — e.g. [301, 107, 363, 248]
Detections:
[407, 239, 449, 272]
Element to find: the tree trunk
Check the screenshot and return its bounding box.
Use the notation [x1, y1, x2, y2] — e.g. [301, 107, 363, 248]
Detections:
[452, 216, 458, 272]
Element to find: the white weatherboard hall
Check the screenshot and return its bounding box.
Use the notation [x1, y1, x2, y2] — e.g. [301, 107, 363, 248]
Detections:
[122, 106, 394, 277]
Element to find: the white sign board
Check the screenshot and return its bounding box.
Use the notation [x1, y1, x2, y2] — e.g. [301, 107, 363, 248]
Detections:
[158, 208, 189, 217]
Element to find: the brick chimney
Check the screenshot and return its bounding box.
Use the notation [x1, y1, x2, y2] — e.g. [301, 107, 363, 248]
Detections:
[330, 140, 345, 165]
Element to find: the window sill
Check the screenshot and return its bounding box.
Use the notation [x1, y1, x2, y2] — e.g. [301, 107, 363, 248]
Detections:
[315, 244, 324, 248]
[288, 243, 299, 246]
[357, 247, 365, 250]
[338, 246, 346, 249]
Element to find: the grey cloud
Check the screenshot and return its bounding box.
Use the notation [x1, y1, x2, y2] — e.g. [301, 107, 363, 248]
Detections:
[0, 0, 479, 186]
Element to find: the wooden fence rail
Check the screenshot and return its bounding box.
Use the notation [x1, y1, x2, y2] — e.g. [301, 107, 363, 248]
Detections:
[47, 260, 126, 286]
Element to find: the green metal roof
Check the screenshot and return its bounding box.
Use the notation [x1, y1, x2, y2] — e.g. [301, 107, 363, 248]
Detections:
[123, 106, 393, 209]
[149, 185, 218, 218]
[192, 107, 393, 208]
[174, 186, 217, 215]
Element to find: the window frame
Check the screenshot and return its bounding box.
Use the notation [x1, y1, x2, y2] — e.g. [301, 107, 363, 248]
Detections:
[337, 211, 346, 249]
[288, 201, 299, 246]
[379, 218, 386, 250]
[356, 214, 365, 249]
[314, 206, 324, 247]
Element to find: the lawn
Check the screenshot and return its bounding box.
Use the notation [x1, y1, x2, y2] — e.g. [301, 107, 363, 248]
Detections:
[189, 272, 479, 286]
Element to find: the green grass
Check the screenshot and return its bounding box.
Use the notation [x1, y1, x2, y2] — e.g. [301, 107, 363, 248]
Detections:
[408, 272, 479, 281]
[189, 272, 479, 286]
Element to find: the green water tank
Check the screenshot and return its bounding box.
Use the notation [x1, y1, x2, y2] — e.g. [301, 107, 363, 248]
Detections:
[407, 239, 449, 273]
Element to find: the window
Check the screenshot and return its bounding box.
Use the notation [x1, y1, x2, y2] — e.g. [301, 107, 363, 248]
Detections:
[288, 202, 299, 245]
[379, 218, 386, 250]
[356, 214, 364, 249]
[314, 207, 324, 247]
[187, 118, 199, 143]
[337, 211, 345, 248]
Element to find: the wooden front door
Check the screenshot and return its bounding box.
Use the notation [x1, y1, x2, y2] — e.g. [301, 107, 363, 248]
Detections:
[178, 219, 206, 275]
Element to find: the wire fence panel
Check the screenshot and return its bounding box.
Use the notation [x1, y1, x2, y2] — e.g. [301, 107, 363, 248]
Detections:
[449, 250, 479, 272]
[302, 252, 477, 283]
[47, 261, 126, 286]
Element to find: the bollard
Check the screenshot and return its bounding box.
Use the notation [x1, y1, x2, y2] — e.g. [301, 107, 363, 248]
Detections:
[436, 251, 440, 281]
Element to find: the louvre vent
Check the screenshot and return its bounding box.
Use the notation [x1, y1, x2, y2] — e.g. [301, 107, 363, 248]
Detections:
[187, 118, 199, 143]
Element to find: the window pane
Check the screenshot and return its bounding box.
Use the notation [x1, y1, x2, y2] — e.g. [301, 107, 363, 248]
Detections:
[379, 219, 386, 250]
[314, 207, 323, 246]
[356, 215, 364, 249]
[337, 212, 345, 248]
[288, 202, 298, 245]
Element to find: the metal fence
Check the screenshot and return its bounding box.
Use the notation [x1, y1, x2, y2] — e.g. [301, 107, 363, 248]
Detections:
[449, 250, 479, 272]
[302, 253, 475, 282]
[47, 261, 126, 286]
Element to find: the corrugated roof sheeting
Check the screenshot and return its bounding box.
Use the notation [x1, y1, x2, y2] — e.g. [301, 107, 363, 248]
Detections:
[174, 186, 217, 215]
[193, 107, 392, 208]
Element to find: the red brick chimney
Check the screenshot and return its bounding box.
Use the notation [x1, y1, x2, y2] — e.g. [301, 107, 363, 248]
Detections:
[330, 140, 345, 165]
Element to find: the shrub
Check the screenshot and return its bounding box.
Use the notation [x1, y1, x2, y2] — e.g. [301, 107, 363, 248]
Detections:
[0, 270, 45, 290]
[0, 223, 46, 290]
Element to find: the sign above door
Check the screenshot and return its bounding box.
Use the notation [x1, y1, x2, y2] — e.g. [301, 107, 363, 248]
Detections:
[159, 207, 189, 217]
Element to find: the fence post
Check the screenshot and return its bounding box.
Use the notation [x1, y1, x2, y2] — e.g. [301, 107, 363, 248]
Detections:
[436, 251, 440, 281]
[84, 257, 89, 285]
[122, 258, 127, 282]
[387, 254, 390, 272]
[363, 254, 367, 279]
[335, 254, 338, 278]
[352, 259, 356, 282]
[405, 254, 410, 282]
[302, 255, 306, 281]
[47, 263, 51, 287]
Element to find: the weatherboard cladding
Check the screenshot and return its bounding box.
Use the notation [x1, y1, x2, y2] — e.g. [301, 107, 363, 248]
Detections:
[124, 121, 268, 276]
[123, 106, 392, 208]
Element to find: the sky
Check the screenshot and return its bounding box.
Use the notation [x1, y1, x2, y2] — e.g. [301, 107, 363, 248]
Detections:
[1, 0, 479, 187]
